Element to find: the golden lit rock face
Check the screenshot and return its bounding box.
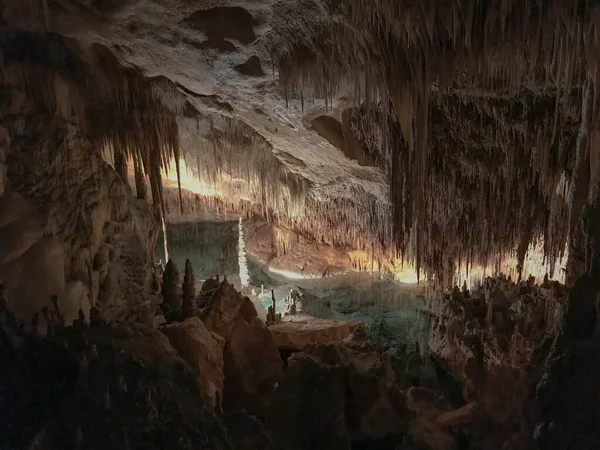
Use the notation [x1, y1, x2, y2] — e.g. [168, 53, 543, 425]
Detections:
[270, 0, 600, 284]
[3, 1, 600, 286]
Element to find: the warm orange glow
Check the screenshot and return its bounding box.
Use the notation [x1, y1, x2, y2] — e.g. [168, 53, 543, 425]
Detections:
[392, 266, 422, 284]
[107, 152, 569, 287]
[455, 240, 567, 288]
[162, 159, 221, 197]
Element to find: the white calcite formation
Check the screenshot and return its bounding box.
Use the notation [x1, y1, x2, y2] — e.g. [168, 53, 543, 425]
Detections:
[238, 217, 250, 289]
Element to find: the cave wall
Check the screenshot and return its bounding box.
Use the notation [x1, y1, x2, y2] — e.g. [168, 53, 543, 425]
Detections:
[0, 103, 158, 325]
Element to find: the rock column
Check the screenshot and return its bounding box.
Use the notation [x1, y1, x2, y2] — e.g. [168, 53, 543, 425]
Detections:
[238, 217, 249, 289]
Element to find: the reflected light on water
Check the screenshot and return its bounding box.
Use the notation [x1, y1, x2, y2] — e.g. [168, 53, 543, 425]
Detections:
[267, 267, 320, 280]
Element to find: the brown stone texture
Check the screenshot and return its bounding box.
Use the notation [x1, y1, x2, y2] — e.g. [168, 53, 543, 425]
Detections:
[163, 317, 225, 409]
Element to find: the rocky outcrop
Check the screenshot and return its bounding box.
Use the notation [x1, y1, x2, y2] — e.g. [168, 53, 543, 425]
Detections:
[242, 221, 398, 278]
[428, 276, 567, 445]
[269, 317, 364, 351]
[0, 302, 231, 450]
[266, 342, 408, 449]
[0, 113, 158, 326]
[200, 279, 283, 418]
[529, 257, 600, 449]
[162, 317, 225, 409]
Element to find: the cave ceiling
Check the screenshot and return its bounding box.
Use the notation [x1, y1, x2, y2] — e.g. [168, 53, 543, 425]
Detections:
[2, 0, 600, 285]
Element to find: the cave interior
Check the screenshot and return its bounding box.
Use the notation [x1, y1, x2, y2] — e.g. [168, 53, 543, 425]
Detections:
[1, 1, 600, 449]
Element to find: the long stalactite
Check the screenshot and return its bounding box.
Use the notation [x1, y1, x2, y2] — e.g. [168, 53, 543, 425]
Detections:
[5, 3, 600, 287]
[268, 0, 600, 285]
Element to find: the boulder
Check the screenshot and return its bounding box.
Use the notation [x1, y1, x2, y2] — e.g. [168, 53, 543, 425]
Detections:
[268, 317, 364, 351]
[266, 342, 407, 449]
[201, 279, 283, 418]
[162, 317, 225, 409]
[223, 315, 283, 417]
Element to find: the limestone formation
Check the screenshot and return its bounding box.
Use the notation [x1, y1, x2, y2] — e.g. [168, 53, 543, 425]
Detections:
[283, 288, 302, 316]
[265, 289, 280, 326]
[269, 317, 364, 352]
[237, 217, 249, 289]
[162, 317, 225, 409]
[429, 276, 568, 445]
[4, 1, 600, 448]
[199, 279, 283, 418]
[0, 300, 234, 449]
[0, 113, 155, 325]
[161, 259, 181, 320]
[404, 387, 456, 450]
[266, 342, 408, 449]
[181, 259, 196, 318]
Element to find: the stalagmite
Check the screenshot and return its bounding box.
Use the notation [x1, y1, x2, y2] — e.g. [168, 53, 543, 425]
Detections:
[266, 289, 280, 326]
[161, 217, 169, 265]
[181, 259, 196, 317]
[161, 259, 180, 319]
[238, 217, 249, 289]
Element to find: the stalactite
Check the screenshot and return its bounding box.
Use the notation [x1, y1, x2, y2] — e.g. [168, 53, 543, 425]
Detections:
[4, 6, 599, 288]
[566, 79, 594, 284]
[0, 32, 184, 242]
[113, 148, 128, 184]
[134, 159, 147, 200]
[266, 0, 594, 286]
[161, 215, 169, 264]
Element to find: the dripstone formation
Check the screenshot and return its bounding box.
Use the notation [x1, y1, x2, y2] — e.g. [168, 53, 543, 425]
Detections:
[2, 0, 600, 449]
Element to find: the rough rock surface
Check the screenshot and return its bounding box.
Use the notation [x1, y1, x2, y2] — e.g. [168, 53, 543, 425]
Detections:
[404, 387, 456, 450]
[266, 342, 408, 449]
[529, 270, 600, 449]
[243, 220, 396, 278]
[200, 279, 283, 418]
[0, 310, 231, 449]
[162, 316, 225, 409]
[0, 113, 158, 325]
[269, 316, 364, 351]
[429, 276, 567, 446]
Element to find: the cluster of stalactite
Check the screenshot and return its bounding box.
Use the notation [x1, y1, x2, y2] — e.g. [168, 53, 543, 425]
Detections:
[0, 29, 406, 280]
[169, 113, 396, 261]
[0, 31, 183, 230]
[161, 187, 259, 221]
[293, 194, 393, 255]
[178, 115, 311, 222]
[269, 0, 600, 285]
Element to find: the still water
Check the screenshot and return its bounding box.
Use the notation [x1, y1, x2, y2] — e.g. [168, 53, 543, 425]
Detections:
[156, 220, 438, 354]
[156, 220, 466, 404]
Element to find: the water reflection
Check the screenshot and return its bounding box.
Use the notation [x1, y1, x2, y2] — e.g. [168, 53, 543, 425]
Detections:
[157, 221, 437, 354]
[156, 220, 240, 287]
